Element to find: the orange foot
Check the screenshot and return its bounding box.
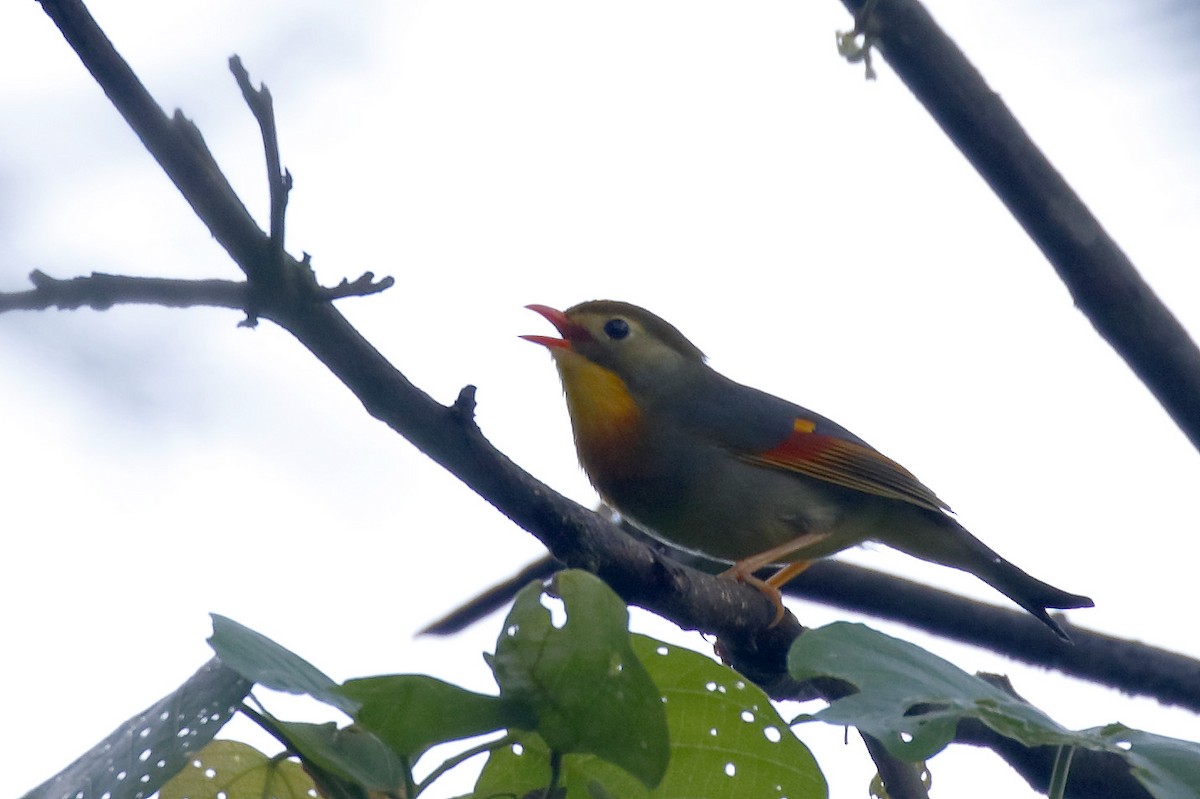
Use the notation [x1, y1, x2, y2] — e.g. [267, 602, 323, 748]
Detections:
[720, 559, 814, 627]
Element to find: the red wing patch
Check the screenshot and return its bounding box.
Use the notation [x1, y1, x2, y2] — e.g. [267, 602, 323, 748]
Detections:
[741, 418, 951, 513]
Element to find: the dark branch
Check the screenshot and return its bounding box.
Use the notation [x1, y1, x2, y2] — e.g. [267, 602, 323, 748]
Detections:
[836, 0, 1200, 451]
[314, 271, 395, 301]
[229, 55, 290, 269]
[1, 270, 250, 313]
[795, 561, 1200, 714]
[423, 554, 1200, 715]
[0, 270, 392, 315]
[450, 384, 479, 421]
[37, 0, 273, 281]
[34, 0, 808, 697]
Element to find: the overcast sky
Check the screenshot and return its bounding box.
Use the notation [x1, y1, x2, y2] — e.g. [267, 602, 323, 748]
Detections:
[3, 1, 1199, 797]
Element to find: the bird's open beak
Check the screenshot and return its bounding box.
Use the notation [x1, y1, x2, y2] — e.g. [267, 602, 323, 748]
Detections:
[521, 304, 592, 350]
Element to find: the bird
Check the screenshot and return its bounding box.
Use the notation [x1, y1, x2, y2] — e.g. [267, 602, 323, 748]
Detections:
[522, 300, 1093, 639]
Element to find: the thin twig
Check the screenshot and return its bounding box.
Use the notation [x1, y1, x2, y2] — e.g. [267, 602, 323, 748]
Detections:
[0, 270, 391, 315]
[230, 55, 290, 270]
[36, 0, 272, 280]
[0, 270, 250, 313]
[315, 272, 396, 301]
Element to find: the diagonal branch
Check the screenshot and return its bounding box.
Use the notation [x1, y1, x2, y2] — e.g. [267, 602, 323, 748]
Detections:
[837, 0, 1200, 451]
[33, 0, 809, 698]
[37, 0, 272, 281]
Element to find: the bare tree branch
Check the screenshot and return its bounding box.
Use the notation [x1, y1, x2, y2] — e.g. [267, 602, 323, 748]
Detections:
[792, 561, 1200, 714]
[0, 270, 250, 313]
[314, 270, 395, 301]
[229, 55, 290, 267]
[33, 0, 811, 697]
[0, 269, 392, 315]
[36, 0, 272, 283]
[424, 553, 1200, 715]
[837, 0, 1200, 450]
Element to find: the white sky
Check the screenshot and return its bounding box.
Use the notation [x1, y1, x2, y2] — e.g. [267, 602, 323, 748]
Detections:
[2, 1, 1199, 797]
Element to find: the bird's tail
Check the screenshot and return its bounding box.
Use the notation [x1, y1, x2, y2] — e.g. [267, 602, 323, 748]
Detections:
[889, 514, 1093, 641]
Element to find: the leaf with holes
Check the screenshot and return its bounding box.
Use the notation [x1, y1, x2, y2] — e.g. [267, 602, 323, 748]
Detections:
[787, 623, 1109, 760]
[476, 635, 825, 799]
[485, 570, 669, 789]
[633, 635, 826, 798]
[22, 659, 249, 799]
[159, 740, 314, 799]
[208, 615, 356, 715]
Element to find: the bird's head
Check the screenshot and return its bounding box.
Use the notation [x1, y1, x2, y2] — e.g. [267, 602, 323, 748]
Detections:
[522, 300, 706, 398]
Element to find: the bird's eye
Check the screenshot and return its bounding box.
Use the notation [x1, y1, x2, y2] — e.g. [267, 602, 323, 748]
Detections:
[603, 318, 630, 340]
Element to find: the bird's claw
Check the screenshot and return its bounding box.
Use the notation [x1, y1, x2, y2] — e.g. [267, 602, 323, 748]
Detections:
[719, 564, 789, 628]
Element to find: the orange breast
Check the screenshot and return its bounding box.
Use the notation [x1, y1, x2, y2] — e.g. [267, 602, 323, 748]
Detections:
[552, 351, 646, 484]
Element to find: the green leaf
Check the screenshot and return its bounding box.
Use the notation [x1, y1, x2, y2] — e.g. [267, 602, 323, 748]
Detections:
[476, 733, 645, 799]
[1093, 725, 1200, 799]
[787, 622, 1101, 760]
[208, 614, 356, 715]
[159, 739, 314, 799]
[474, 735, 548, 798]
[340, 674, 516, 763]
[633, 635, 826, 799]
[789, 623, 1200, 796]
[274, 720, 409, 793]
[477, 634, 826, 799]
[486, 570, 669, 789]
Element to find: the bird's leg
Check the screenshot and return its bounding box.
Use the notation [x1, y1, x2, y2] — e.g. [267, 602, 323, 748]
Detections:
[723, 530, 829, 579]
[766, 560, 815, 589]
[726, 571, 790, 627]
[720, 531, 829, 626]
